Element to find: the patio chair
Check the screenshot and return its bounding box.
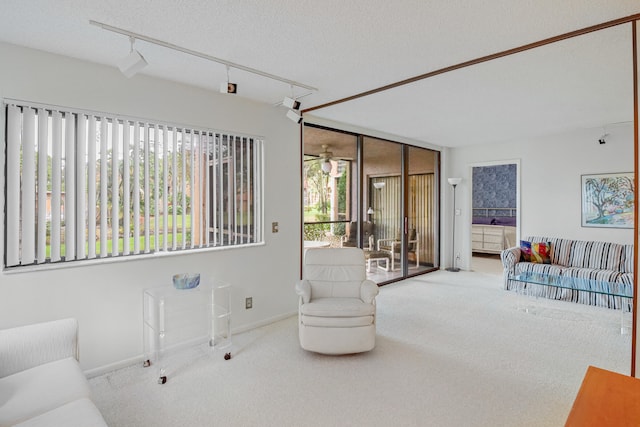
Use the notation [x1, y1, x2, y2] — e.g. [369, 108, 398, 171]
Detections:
[341, 221, 374, 249]
[377, 229, 420, 270]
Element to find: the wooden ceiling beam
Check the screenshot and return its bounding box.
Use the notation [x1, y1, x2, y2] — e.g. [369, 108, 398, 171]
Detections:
[303, 12, 640, 114]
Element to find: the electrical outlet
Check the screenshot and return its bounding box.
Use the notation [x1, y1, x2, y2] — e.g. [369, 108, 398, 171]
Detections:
[272, 222, 279, 233]
[245, 297, 253, 309]
[456, 253, 461, 260]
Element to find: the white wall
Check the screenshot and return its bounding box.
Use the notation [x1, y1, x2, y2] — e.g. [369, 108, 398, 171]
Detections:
[0, 42, 301, 374]
[450, 123, 634, 270]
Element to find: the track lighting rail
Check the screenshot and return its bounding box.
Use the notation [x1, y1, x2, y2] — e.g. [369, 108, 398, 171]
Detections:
[89, 20, 318, 92]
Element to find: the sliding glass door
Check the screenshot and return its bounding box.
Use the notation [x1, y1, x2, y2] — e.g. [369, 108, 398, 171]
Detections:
[363, 137, 403, 274]
[363, 138, 439, 280]
[407, 146, 439, 270]
[303, 125, 439, 284]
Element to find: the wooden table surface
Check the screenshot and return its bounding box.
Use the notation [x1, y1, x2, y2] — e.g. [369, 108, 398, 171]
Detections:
[565, 365, 640, 426]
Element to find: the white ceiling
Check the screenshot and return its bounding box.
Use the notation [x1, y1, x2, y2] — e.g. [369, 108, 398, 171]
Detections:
[1, 1, 638, 147]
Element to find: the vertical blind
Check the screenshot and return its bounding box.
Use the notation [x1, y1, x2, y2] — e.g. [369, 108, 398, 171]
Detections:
[409, 173, 436, 265]
[371, 174, 436, 265]
[4, 101, 263, 268]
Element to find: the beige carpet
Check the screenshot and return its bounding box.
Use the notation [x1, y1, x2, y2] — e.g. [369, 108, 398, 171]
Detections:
[90, 270, 631, 427]
[472, 253, 503, 275]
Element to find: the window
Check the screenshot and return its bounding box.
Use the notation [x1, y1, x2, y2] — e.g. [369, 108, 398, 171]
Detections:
[4, 100, 263, 269]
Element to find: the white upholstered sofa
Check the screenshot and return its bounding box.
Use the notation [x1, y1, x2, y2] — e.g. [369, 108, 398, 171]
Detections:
[0, 318, 108, 427]
[501, 236, 633, 309]
[296, 247, 379, 355]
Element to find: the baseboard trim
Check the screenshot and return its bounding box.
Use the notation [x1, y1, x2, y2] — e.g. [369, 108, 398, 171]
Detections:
[84, 311, 298, 378]
[232, 311, 297, 335]
[85, 355, 144, 378]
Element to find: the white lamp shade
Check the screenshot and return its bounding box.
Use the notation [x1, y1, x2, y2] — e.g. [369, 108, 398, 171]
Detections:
[321, 160, 332, 174]
[448, 177, 462, 186]
[367, 207, 374, 215]
[373, 182, 385, 189]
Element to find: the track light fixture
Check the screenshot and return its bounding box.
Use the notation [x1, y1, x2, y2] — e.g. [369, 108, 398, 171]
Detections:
[283, 96, 300, 110]
[283, 85, 302, 122]
[286, 109, 303, 124]
[220, 66, 237, 94]
[220, 82, 237, 94]
[118, 37, 148, 78]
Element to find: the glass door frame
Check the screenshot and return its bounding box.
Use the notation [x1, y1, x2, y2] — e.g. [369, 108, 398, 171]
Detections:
[302, 123, 440, 285]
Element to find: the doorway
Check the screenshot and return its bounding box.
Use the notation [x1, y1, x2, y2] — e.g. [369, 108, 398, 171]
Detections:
[470, 161, 519, 274]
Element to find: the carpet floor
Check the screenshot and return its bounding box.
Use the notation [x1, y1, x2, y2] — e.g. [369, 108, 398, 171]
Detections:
[90, 270, 631, 427]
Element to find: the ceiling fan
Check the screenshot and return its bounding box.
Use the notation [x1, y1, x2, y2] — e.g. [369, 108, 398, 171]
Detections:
[303, 144, 335, 174]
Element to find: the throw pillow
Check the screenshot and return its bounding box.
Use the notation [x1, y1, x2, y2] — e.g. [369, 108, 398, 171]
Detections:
[531, 242, 551, 264]
[520, 240, 532, 262]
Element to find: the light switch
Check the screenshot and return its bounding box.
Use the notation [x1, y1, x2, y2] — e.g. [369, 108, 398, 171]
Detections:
[272, 222, 279, 233]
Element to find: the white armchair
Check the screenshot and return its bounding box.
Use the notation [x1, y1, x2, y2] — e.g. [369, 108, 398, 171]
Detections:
[296, 247, 379, 355]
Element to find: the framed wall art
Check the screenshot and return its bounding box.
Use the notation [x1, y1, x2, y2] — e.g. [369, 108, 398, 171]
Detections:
[581, 172, 634, 228]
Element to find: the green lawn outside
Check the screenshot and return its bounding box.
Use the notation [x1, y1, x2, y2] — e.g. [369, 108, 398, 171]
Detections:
[47, 214, 192, 258]
[48, 233, 189, 259]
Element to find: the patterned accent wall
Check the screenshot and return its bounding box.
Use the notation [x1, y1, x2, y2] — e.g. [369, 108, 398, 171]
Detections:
[472, 164, 516, 209]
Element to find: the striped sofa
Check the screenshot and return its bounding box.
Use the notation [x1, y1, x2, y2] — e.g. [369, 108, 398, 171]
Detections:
[501, 236, 633, 309]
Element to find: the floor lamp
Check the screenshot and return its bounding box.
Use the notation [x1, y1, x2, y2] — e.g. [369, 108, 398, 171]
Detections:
[446, 177, 462, 272]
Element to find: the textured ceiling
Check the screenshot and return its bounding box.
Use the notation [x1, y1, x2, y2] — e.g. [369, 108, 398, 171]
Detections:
[0, 1, 638, 147]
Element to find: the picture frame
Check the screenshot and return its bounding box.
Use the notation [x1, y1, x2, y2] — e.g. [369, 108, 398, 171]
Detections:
[581, 172, 634, 228]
